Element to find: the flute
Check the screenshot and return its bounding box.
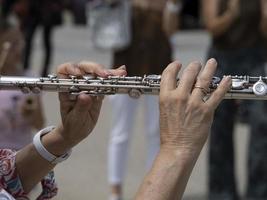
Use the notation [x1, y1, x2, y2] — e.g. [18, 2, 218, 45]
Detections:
[0, 74, 267, 100]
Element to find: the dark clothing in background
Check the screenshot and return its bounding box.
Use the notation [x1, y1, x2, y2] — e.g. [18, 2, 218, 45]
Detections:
[208, 0, 267, 199]
[113, 6, 172, 76]
[70, 0, 87, 25]
[208, 47, 267, 200]
[1, 0, 16, 18]
[213, 0, 264, 50]
[21, 0, 63, 76]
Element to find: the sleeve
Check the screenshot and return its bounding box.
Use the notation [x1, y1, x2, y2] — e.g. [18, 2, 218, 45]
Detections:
[0, 149, 28, 199]
[0, 149, 58, 200]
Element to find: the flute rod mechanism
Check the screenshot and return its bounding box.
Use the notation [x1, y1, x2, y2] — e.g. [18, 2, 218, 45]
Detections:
[0, 74, 267, 100]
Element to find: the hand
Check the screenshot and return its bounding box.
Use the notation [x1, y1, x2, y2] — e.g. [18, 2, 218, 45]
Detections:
[56, 62, 127, 147]
[159, 59, 231, 154]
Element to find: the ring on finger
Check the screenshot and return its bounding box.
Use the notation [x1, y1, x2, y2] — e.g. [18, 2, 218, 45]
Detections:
[194, 86, 210, 96]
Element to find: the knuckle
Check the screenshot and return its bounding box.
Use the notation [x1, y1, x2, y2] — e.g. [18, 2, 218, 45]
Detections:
[159, 93, 170, 105]
[160, 92, 189, 107]
[197, 77, 210, 87]
[57, 62, 72, 73]
[188, 100, 200, 109]
[176, 94, 188, 104]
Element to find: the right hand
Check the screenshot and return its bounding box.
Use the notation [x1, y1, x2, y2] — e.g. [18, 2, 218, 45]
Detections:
[159, 59, 231, 154]
[56, 62, 127, 147]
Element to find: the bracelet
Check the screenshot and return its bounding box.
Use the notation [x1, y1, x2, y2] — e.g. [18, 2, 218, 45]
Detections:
[33, 126, 72, 164]
[166, 1, 182, 14]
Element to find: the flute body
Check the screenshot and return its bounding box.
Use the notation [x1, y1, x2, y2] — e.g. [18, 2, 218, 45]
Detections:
[0, 74, 267, 100]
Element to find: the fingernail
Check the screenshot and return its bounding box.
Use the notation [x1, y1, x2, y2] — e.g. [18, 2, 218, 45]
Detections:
[173, 60, 182, 67]
[208, 58, 217, 65]
[118, 65, 126, 70]
[222, 76, 232, 87]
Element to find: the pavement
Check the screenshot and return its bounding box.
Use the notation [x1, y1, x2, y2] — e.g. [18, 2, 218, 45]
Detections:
[28, 24, 250, 200]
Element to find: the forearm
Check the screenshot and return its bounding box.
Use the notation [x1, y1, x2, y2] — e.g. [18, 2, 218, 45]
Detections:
[135, 146, 201, 200]
[16, 126, 72, 193]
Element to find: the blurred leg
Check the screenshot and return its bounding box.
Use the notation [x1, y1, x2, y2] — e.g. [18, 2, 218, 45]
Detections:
[42, 25, 53, 76]
[144, 95, 160, 170]
[23, 21, 38, 71]
[246, 101, 267, 199]
[209, 100, 239, 200]
[108, 95, 138, 199]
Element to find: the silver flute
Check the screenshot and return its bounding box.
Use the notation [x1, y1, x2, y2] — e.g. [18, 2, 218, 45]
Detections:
[0, 74, 267, 100]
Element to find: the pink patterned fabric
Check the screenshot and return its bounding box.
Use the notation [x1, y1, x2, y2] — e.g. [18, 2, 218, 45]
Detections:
[0, 149, 58, 199]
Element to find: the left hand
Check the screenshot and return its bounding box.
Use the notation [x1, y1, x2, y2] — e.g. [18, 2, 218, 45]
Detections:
[56, 62, 127, 147]
[159, 59, 232, 154]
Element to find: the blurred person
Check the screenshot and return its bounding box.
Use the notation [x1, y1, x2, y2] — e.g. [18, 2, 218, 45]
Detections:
[107, 0, 181, 200]
[202, 0, 267, 199]
[0, 59, 231, 200]
[0, 19, 57, 199]
[19, 0, 63, 76]
[0, 16, 44, 150]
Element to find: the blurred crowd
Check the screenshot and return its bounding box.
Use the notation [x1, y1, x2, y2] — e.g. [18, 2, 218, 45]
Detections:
[0, 0, 267, 200]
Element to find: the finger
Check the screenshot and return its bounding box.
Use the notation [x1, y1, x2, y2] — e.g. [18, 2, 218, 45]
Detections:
[177, 61, 201, 95]
[57, 62, 83, 79]
[206, 76, 232, 109]
[77, 61, 110, 77]
[191, 58, 217, 101]
[90, 96, 104, 123]
[74, 94, 93, 113]
[107, 65, 127, 76]
[160, 61, 182, 94]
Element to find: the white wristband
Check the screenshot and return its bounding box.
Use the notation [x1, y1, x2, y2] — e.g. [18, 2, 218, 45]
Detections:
[166, 1, 182, 14]
[33, 126, 72, 164]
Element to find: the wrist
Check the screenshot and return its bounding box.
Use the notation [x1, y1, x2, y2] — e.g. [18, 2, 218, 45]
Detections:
[159, 145, 200, 166]
[41, 126, 74, 156]
[161, 143, 201, 155]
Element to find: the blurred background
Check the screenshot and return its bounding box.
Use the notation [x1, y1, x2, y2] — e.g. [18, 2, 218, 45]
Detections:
[0, 0, 266, 199]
